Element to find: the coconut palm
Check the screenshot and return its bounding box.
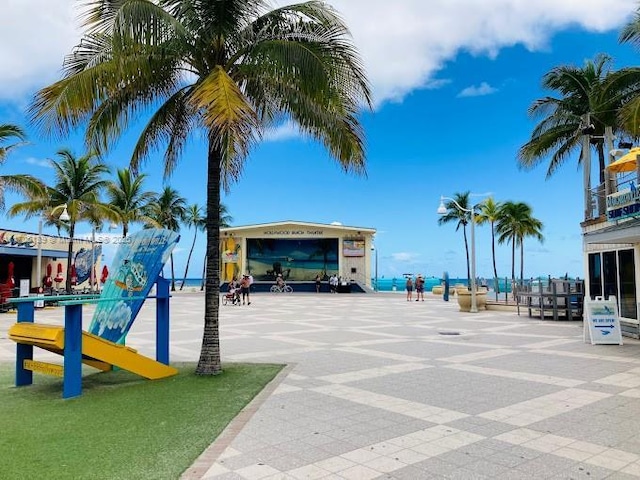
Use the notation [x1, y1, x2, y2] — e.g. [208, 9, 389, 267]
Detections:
[29, 0, 371, 375]
[496, 201, 544, 286]
[475, 197, 502, 293]
[202, 203, 233, 291]
[518, 54, 640, 183]
[181, 204, 205, 290]
[617, 15, 640, 135]
[144, 186, 186, 291]
[437, 192, 472, 284]
[106, 168, 157, 237]
[8, 148, 117, 293]
[0, 124, 44, 210]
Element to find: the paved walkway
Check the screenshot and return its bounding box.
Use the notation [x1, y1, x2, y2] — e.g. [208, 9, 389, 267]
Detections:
[3, 292, 640, 479]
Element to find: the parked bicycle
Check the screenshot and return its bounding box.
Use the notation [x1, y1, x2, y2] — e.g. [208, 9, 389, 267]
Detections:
[270, 284, 293, 293]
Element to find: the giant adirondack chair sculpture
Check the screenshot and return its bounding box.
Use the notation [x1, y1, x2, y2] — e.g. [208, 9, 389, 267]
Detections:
[8, 229, 180, 398]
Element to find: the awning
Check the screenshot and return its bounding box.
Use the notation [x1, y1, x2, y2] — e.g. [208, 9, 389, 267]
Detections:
[0, 246, 67, 257]
[607, 147, 640, 173]
[583, 217, 640, 244]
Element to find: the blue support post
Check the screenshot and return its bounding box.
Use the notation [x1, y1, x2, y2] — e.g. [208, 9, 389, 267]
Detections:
[15, 302, 35, 387]
[156, 277, 170, 365]
[63, 304, 83, 399]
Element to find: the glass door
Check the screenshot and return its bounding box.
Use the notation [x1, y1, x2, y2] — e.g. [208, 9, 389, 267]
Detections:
[618, 249, 637, 319]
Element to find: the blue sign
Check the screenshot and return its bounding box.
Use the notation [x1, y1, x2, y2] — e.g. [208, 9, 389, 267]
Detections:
[88, 229, 179, 343]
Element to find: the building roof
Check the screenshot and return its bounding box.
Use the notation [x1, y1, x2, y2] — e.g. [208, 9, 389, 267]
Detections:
[221, 220, 376, 234]
[583, 217, 640, 244]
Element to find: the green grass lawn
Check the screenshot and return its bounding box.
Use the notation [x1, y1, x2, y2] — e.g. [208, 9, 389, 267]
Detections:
[0, 362, 284, 480]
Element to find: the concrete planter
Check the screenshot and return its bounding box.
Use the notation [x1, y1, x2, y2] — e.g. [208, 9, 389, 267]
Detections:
[432, 285, 444, 295]
[456, 288, 488, 312]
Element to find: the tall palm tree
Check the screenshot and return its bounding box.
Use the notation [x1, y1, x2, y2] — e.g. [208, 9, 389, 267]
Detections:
[437, 192, 472, 284]
[0, 124, 44, 210]
[181, 204, 205, 290]
[8, 149, 116, 293]
[496, 202, 544, 286]
[144, 186, 186, 291]
[30, 0, 371, 375]
[518, 54, 640, 183]
[475, 197, 502, 293]
[106, 168, 156, 237]
[202, 203, 233, 291]
[617, 14, 640, 135]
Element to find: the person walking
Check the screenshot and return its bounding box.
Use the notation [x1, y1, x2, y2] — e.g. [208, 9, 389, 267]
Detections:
[315, 274, 322, 293]
[415, 274, 425, 301]
[240, 274, 251, 305]
[405, 276, 413, 301]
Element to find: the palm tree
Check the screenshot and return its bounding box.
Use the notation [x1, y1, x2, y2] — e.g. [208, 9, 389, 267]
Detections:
[202, 203, 233, 291]
[106, 168, 156, 237]
[181, 204, 205, 290]
[496, 202, 544, 286]
[30, 0, 371, 375]
[475, 197, 502, 293]
[144, 186, 186, 291]
[8, 149, 116, 293]
[437, 192, 472, 284]
[617, 15, 640, 135]
[518, 54, 640, 184]
[0, 124, 44, 210]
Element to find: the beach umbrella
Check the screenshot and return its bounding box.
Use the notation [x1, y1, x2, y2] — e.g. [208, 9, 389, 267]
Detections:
[54, 263, 64, 284]
[607, 147, 640, 173]
[101, 265, 109, 284]
[71, 264, 78, 286]
[7, 261, 15, 288]
[44, 263, 53, 287]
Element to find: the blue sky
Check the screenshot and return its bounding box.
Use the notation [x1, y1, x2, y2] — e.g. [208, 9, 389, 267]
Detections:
[2, 0, 640, 280]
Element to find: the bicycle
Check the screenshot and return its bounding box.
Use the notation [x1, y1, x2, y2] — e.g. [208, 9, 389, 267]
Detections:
[270, 284, 293, 293]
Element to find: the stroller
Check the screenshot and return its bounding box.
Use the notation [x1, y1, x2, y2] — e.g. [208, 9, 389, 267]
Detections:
[222, 286, 241, 306]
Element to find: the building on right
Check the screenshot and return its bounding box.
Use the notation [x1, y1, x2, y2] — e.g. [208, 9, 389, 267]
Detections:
[582, 143, 640, 338]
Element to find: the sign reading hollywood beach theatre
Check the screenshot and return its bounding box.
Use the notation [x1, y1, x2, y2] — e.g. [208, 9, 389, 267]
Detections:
[584, 297, 623, 345]
[607, 184, 640, 221]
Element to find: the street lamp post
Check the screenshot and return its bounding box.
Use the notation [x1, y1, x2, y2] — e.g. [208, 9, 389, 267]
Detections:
[371, 245, 378, 292]
[36, 205, 71, 293]
[36, 216, 43, 293]
[437, 196, 478, 313]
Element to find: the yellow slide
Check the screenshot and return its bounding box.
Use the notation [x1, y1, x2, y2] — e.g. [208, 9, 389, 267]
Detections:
[8, 323, 177, 380]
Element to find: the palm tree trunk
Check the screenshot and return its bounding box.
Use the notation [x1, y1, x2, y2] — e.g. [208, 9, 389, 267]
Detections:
[519, 238, 524, 284]
[200, 256, 206, 291]
[170, 253, 176, 291]
[66, 223, 75, 294]
[511, 235, 516, 284]
[123, 222, 128, 238]
[180, 230, 197, 290]
[196, 141, 222, 375]
[491, 221, 499, 293]
[462, 224, 471, 286]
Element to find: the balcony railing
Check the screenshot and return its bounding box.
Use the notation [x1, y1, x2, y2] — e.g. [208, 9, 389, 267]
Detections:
[584, 171, 638, 222]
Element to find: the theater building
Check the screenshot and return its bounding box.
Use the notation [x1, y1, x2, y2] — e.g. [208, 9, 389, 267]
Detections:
[220, 221, 376, 288]
[0, 227, 101, 294]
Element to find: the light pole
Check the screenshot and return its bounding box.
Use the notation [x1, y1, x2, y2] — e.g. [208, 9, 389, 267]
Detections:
[36, 216, 43, 293]
[437, 196, 478, 313]
[36, 204, 70, 292]
[371, 245, 378, 292]
[90, 226, 96, 292]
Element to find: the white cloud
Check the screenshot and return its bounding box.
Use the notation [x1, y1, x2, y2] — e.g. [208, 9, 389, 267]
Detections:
[1, 0, 636, 105]
[391, 252, 421, 263]
[263, 121, 303, 142]
[24, 157, 52, 168]
[457, 82, 498, 98]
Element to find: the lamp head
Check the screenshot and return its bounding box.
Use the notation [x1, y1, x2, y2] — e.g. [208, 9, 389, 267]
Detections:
[437, 197, 447, 215]
[59, 204, 70, 222]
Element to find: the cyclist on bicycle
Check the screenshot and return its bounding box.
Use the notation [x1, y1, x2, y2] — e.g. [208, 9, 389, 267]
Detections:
[275, 274, 285, 289]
